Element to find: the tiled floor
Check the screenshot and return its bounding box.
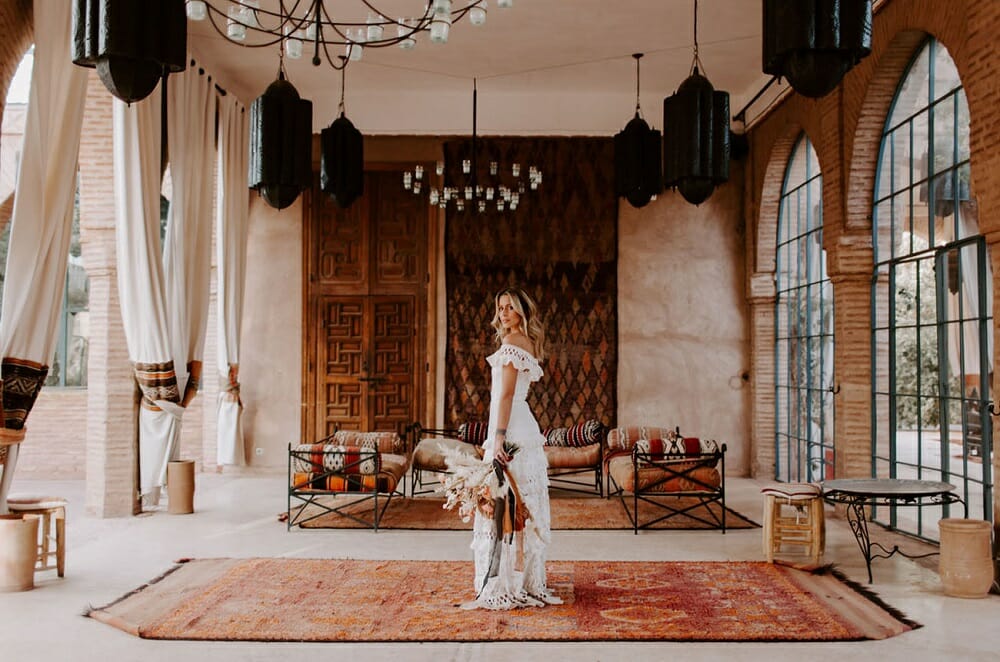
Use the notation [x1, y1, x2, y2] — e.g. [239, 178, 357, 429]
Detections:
[1, 473, 997, 661]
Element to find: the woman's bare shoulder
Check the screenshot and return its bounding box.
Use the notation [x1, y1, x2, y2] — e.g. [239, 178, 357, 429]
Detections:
[501, 332, 535, 355]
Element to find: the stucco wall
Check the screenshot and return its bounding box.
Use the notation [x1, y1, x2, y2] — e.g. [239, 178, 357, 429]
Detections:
[618, 165, 750, 475]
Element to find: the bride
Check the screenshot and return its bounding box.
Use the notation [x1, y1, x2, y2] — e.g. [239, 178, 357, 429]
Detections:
[465, 287, 562, 610]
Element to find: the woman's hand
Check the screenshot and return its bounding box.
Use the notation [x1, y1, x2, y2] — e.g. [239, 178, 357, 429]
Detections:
[494, 444, 512, 467]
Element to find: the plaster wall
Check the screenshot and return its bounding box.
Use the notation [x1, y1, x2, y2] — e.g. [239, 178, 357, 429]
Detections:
[236, 196, 303, 468]
[618, 164, 750, 476]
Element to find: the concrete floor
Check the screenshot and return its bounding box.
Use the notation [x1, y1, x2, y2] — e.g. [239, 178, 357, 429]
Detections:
[0, 473, 997, 662]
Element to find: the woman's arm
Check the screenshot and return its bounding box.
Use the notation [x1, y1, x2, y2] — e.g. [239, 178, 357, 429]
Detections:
[493, 362, 518, 464]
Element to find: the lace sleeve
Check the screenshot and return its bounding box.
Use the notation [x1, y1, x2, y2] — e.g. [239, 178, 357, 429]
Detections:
[487, 344, 543, 382]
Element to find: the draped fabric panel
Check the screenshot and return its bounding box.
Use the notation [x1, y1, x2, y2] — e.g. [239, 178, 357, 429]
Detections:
[114, 64, 216, 499]
[0, 1, 87, 512]
[113, 88, 179, 500]
[215, 94, 249, 466]
[164, 65, 215, 405]
[443, 137, 618, 431]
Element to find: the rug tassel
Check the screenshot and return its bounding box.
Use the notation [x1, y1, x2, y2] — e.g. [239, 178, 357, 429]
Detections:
[826, 566, 924, 630]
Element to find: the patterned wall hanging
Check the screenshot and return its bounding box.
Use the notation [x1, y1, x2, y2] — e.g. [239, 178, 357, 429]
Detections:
[444, 136, 617, 431]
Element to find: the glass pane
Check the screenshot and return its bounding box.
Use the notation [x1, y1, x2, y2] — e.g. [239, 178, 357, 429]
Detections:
[957, 91, 971, 163]
[889, 45, 929, 130]
[931, 96, 956, 174]
[912, 108, 930, 186]
[933, 41, 961, 101]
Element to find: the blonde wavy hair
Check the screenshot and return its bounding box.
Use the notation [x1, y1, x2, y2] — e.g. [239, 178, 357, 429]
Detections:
[491, 287, 546, 360]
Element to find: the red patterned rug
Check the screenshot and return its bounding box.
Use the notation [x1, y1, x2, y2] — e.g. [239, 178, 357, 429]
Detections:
[87, 559, 918, 642]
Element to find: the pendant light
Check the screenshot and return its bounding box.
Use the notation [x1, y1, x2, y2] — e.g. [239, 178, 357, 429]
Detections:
[662, 0, 730, 206]
[321, 58, 364, 208]
[614, 53, 662, 209]
[72, 0, 187, 103]
[763, 0, 873, 99]
[248, 55, 312, 210]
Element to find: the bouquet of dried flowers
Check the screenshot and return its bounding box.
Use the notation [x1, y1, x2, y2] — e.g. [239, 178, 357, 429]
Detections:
[439, 441, 520, 522]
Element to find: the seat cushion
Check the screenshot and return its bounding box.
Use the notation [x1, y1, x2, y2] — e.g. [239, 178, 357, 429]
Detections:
[544, 443, 601, 469]
[761, 482, 822, 499]
[291, 452, 409, 494]
[413, 436, 480, 472]
[608, 455, 721, 493]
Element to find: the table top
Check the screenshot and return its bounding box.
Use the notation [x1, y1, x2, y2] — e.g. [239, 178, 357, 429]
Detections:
[822, 478, 957, 498]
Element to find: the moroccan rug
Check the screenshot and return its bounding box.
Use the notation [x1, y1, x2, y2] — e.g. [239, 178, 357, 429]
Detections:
[291, 496, 757, 530]
[87, 559, 919, 642]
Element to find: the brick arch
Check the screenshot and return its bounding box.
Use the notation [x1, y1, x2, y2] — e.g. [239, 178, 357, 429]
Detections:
[844, 30, 927, 234]
[0, 0, 34, 237]
[754, 128, 801, 275]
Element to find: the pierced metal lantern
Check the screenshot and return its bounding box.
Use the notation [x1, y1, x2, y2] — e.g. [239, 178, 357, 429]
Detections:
[662, 68, 730, 206]
[248, 73, 313, 210]
[614, 114, 662, 209]
[320, 113, 364, 208]
[763, 0, 873, 99]
[72, 0, 186, 103]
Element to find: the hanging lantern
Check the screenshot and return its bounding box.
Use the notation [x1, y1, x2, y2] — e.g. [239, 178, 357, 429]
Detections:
[615, 116, 662, 209]
[614, 53, 662, 209]
[763, 0, 873, 99]
[663, 67, 730, 206]
[320, 60, 364, 208]
[248, 72, 313, 210]
[320, 113, 364, 208]
[72, 0, 187, 103]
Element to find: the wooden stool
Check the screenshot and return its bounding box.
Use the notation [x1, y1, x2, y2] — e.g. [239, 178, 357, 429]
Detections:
[7, 496, 67, 577]
[761, 483, 825, 564]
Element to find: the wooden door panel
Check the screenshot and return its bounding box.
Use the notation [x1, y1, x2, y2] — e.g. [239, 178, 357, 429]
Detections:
[316, 183, 368, 286]
[372, 172, 424, 287]
[317, 298, 368, 438]
[370, 297, 415, 432]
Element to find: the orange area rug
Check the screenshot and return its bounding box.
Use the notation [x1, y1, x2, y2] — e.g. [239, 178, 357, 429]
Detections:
[87, 559, 918, 642]
[291, 496, 757, 530]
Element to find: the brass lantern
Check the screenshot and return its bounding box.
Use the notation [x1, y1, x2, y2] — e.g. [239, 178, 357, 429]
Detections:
[248, 72, 313, 210]
[763, 0, 873, 99]
[72, 0, 186, 103]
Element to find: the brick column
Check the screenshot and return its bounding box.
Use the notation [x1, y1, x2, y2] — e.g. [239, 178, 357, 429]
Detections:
[79, 72, 137, 517]
[748, 272, 776, 479]
[829, 232, 874, 480]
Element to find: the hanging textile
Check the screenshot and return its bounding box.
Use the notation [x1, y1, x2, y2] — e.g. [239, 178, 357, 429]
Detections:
[0, 1, 87, 512]
[114, 64, 215, 501]
[215, 93, 249, 466]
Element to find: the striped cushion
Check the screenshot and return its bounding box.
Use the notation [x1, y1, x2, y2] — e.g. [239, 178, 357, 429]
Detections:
[543, 420, 605, 447]
[458, 421, 489, 446]
[636, 437, 720, 459]
[291, 444, 381, 475]
[607, 426, 679, 452]
[761, 483, 822, 499]
[332, 430, 404, 454]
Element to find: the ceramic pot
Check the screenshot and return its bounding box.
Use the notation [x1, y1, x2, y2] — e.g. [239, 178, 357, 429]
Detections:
[0, 513, 39, 592]
[939, 518, 994, 598]
[167, 460, 195, 514]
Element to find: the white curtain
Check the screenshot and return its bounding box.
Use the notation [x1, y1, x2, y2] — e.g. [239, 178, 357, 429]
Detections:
[215, 94, 249, 466]
[114, 64, 215, 500]
[0, 1, 87, 512]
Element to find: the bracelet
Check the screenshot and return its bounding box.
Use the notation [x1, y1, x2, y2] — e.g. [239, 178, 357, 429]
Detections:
[496, 428, 507, 435]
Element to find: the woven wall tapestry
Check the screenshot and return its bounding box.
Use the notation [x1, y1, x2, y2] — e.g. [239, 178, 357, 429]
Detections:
[444, 137, 617, 430]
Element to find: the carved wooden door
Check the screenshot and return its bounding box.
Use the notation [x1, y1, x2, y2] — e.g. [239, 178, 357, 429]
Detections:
[305, 168, 429, 439]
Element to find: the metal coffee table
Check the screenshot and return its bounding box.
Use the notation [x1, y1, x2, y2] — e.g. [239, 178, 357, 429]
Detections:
[822, 478, 966, 582]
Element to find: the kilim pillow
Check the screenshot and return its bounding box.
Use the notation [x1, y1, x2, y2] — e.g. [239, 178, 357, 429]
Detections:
[291, 444, 381, 475]
[543, 420, 606, 447]
[458, 421, 489, 445]
[635, 437, 720, 462]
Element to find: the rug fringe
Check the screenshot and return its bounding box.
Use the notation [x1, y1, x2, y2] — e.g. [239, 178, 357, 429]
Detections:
[83, 561, 187, 616]
[825, 566, 923, 630]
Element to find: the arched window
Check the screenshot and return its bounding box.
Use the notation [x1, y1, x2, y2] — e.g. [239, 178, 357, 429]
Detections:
[775, 135, 834, 482]
[872, 38, 992, 537]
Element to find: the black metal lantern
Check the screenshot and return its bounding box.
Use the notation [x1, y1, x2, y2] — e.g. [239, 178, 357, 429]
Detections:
[248, 72, 313, 210]
[320, 62, 364, 208]
[614, 54, 662, 209]
[663, 69, 729, 205]
[763, 0, 873, 99]
[320, 114, 364, 208]
[72, 0, 186, 103]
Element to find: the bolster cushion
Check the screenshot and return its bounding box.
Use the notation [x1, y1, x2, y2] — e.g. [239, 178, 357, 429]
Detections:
[457, 421, 489, 446]
[332, 430, 405, 454]
[543, 419, 606, 447]
[413, 436, 480, 472]
[544, 443, 602, 469]
[607, 425, 679, 452]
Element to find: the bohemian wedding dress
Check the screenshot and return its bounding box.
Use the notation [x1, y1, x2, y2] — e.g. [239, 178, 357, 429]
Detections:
[467, 343, 562, 610]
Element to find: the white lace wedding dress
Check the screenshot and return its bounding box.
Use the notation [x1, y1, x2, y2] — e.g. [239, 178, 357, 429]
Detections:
[467, 343, 562, 610]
